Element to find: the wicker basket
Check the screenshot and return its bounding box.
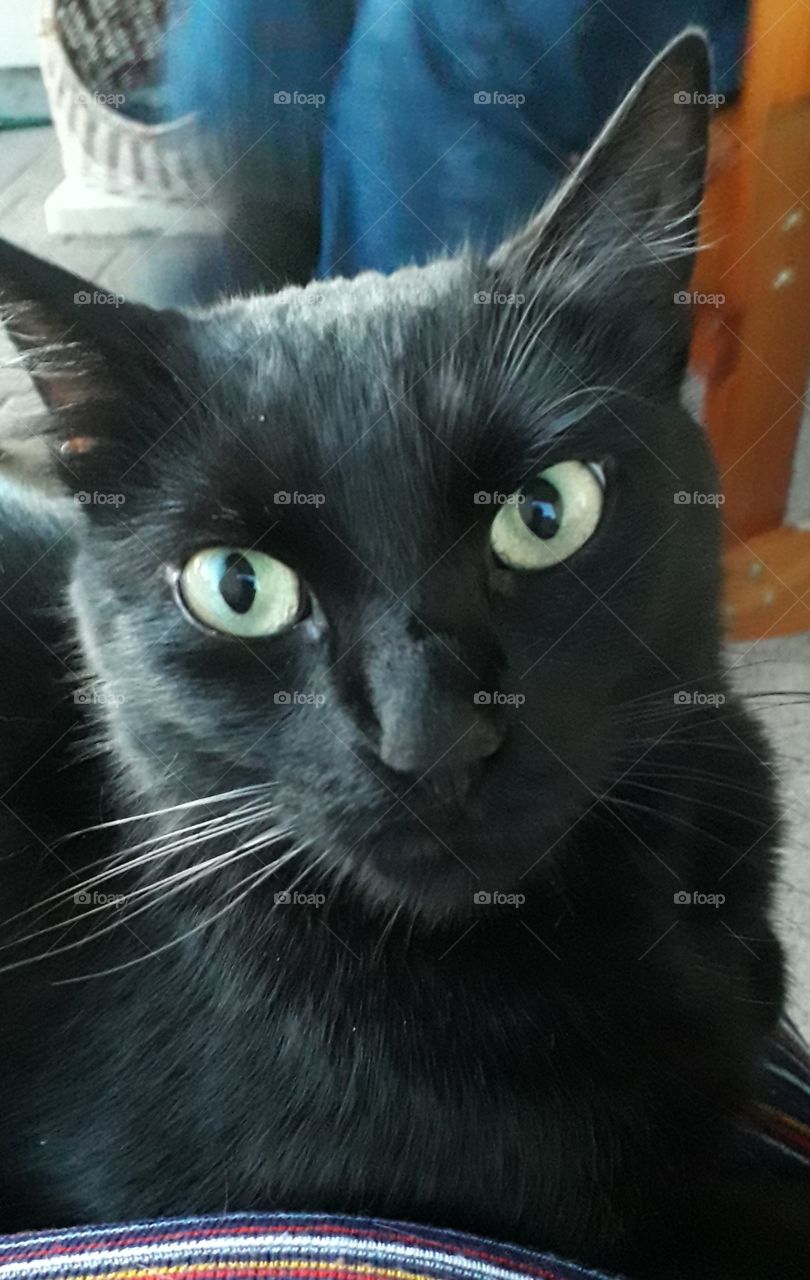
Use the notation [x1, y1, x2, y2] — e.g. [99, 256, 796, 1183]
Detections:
[39, 0, 221, 200]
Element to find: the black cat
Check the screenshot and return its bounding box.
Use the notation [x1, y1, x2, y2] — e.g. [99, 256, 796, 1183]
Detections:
[0, 29, 807, 1280]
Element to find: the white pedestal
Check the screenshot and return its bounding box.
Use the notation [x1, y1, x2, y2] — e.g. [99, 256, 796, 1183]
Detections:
[44, 178, 220, 238]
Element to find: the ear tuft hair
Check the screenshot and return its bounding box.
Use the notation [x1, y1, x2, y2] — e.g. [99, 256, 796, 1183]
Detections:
[488, 28, 712, 385]
[0, 239, 188, 496]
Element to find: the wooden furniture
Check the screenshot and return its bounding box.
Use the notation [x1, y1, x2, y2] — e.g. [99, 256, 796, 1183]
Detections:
[690, 0, 810, 640]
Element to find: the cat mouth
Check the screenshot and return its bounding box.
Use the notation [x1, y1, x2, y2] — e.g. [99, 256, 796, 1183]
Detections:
[370, 815, 473, 872]
[338, 806, 541, 918]
[277, 764, 591, 917]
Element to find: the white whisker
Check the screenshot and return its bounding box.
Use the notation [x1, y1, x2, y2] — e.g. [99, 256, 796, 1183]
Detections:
[0, 826, 299, 973]
[53, 845, 310, 984]
[0, 800, 276, 933]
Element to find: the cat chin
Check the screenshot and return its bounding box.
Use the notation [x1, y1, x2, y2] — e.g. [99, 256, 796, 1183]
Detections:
[353, 860, 487, 924]
[286, 783, 590, 923]
[333, 826, 537, 924]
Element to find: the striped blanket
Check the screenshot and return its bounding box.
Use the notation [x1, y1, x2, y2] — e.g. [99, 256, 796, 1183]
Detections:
[1, 1023, 808, 1280]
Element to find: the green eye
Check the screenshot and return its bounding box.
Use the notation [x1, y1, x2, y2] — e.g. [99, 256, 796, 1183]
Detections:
[490, 462, 605, 570]
[179, 548, 303, 637]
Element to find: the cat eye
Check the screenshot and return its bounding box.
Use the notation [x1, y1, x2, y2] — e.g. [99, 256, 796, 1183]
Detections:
[490, 462, 605, 570]
[178, 547, 304, 637]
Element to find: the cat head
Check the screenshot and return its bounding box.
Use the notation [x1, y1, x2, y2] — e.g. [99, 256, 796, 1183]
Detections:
[0, 32, 723, 920]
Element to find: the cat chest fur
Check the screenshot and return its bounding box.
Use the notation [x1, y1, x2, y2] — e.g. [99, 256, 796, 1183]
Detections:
[9, 894, 777, 1258]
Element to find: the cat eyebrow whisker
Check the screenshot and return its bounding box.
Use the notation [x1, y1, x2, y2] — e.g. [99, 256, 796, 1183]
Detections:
[491, 184, 707, 400]
[488, 233, 660, 409]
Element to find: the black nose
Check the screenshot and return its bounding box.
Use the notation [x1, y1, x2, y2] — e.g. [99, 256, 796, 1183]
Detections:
[379, 702, 504, 780]
[364, 618, 506, 789]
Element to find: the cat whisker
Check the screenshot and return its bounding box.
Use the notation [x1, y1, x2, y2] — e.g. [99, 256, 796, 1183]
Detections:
[102, 800, 278, 872]
[0, 824, 299, 971]
[0, 800, 276, 933]
[63, 784, 272, 840]
[597, 795, 743, 853]
[610, 762, 778, 804]
[607, 778, 774, 828]
[268, 844, 333, 918]
[54, 843, 314, 985]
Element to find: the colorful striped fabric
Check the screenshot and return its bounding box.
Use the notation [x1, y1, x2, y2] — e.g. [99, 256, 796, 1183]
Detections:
[1, 1022, 808, 1280]
[0, 1217, 613, 1280]
[740, 1019, 810, 1172]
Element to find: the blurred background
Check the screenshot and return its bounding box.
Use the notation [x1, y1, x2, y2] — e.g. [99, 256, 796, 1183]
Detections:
[0, 0, 808, 1030]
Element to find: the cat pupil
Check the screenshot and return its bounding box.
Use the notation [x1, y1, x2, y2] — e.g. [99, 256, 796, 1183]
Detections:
[220, 553, 258, 614]
[520, 479, 562, 540]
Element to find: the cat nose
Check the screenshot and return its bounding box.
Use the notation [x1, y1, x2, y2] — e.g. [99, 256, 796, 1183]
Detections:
[378, 701, 504, 781]
[364, 620, 506, 784]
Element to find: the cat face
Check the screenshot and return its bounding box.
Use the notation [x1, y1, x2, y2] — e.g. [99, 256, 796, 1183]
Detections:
[0, 32, 719, 919]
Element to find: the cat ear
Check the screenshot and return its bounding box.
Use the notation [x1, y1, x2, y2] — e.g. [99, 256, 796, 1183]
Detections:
[489, 28, 711, 360]
[0, 238, 187, 494]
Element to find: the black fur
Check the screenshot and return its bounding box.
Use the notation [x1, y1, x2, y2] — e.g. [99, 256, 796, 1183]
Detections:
[0, 31, 807, 1278]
